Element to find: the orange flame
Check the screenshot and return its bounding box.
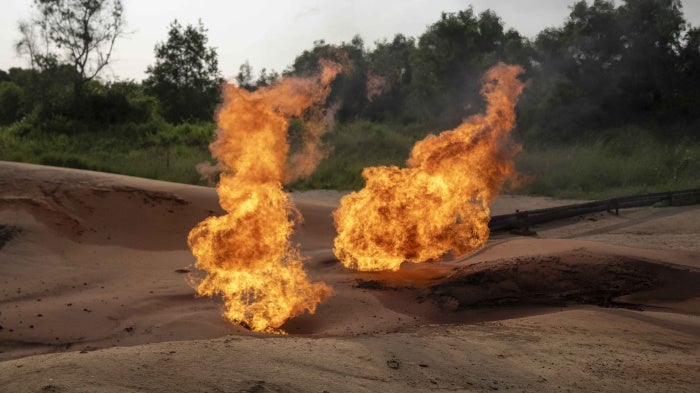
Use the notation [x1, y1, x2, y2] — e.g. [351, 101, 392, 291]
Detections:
[333, 63, 525, 271]
[187, 61, 341, 332]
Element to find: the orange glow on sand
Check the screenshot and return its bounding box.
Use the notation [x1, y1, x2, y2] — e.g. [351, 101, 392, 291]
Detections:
[333, 63, 525, 271]
[187, 61, 341, 332]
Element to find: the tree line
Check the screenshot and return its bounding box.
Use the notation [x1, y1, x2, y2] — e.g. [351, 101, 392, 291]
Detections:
[1, 0, 698, 145]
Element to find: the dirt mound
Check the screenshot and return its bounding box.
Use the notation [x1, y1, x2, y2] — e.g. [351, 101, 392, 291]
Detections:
[0, 161, 698, 392]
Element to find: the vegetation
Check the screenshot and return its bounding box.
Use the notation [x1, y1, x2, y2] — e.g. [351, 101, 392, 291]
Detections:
[290, 121, 699, 199]
[0, 120, 214, 184]
[1, 0, 698, 199]
[16, 0, 125, 103]
[515, 127, 700, 199]
[144, 20, 223, 123]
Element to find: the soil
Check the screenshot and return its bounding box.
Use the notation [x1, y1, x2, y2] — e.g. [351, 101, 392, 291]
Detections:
[1, 161, 698, 392]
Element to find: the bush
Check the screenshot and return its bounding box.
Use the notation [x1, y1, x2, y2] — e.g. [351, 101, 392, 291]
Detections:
[172, 122, 216, 147]
[514, 129, 700, 199]
[81, 82, 158, 125]
[291, 119, 420, 190]
[0, 82, 24, 125]
[39, 153, 102, 171]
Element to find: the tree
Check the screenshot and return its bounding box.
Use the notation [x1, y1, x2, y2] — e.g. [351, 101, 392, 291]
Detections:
[406, 8, 526, 125]
[234, 61, 255, 91]
[676, 26, 700, 117]
[522, 0, 694, 142]
[365, 34, 415, 120]
[255, 68, 279, 88]
[0, 82, 25, 125]
[234, 62, 279, 91]
[616, 0, 686, 115]
[6, 64, 79, 121]
[144, 20, 223, 123]
[15, 0, 125, 98]
[287, 35, 368, 121]
[523, 0, 622, 140]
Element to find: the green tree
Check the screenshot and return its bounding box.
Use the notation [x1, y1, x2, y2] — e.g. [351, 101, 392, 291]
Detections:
[0, 82, 25, 125]
[676, 26, 700, 118]
[287, 36, 368, 121]
[144, 20, 223, 123]
[616, 0, 686, 116]
[522, 0, 622, 141]
[522, 0, 694, 142]
[6, 65, 78, 121]
[234, 61, 279, 91]
[234, 61, 255, 91]
[15, 0, 125, 101]
[406, 8, 527, 125]
[364, 34, 415, 120]
[255, 68, 279, 88]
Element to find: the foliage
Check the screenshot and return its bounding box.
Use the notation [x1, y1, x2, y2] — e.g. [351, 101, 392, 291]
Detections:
[515, 127, 700, 199]
[291, 119, 423, 190]
[16, 0, 125, 93]
[6, 65, 78, 121]
[521, 0, 698, 142]
[234, 61, 254, 90]
[2, 1, 699, 199]
[0, 82, 25, 125]
[405, 9, 532, 126]
[363, 34, 415, 121]
[286, 36, 369, 121]
[0, 117, 215, 184]
[234, 61, 280, 91]
[82, 81, 158, 124]
[144, 20, 223, 123]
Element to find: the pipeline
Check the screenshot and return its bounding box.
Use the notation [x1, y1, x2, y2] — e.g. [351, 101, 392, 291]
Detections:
[489, 188, 700, 233]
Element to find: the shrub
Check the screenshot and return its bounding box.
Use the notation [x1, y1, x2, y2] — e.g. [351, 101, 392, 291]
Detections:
[514, 130, 700, 199]
[0, 82, 24, 125]
[39, 153, 99, 171]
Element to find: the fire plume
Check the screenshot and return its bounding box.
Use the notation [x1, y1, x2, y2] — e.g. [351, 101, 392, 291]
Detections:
[187, 61, 341, 332]
[333, 63, 525, 271]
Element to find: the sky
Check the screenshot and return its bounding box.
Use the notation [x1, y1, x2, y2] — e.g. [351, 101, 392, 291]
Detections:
[1, 0, 699, 82]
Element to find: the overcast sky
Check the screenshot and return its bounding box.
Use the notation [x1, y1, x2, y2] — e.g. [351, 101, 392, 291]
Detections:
[1, 0, 699, 82]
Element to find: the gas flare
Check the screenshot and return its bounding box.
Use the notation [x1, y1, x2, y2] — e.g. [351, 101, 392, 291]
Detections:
[333, 63, 525, 271]
[187, 61, 341, 332]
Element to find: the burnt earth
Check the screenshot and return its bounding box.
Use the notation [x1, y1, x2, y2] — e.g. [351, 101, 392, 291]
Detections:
[428, 252, 697, 309]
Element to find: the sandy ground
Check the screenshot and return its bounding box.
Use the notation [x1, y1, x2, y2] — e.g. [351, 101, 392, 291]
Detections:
[0, 161, 698, 392]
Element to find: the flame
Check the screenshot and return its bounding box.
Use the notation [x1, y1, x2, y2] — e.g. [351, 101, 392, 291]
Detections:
[333, 63, 525, 271]
[187, 61, 341, 332]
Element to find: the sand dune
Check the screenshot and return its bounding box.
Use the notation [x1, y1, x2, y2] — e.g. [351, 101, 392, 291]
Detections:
[1, 161, 698, 392]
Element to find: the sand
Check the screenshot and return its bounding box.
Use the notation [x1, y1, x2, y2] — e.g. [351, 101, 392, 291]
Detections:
[0, 161, 698, 392]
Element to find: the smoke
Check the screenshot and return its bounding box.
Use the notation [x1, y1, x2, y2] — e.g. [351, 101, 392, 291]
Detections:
[366, 72, 389, 102]
[195, 161, 220, 185]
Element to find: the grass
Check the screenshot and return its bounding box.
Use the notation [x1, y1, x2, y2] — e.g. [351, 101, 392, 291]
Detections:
[515, 132, 700, 199]
[0, 120, 214, 185]
[296, 121, 700, 200]
[290, 119, 423, 190]
[1, 119, 697, 200]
